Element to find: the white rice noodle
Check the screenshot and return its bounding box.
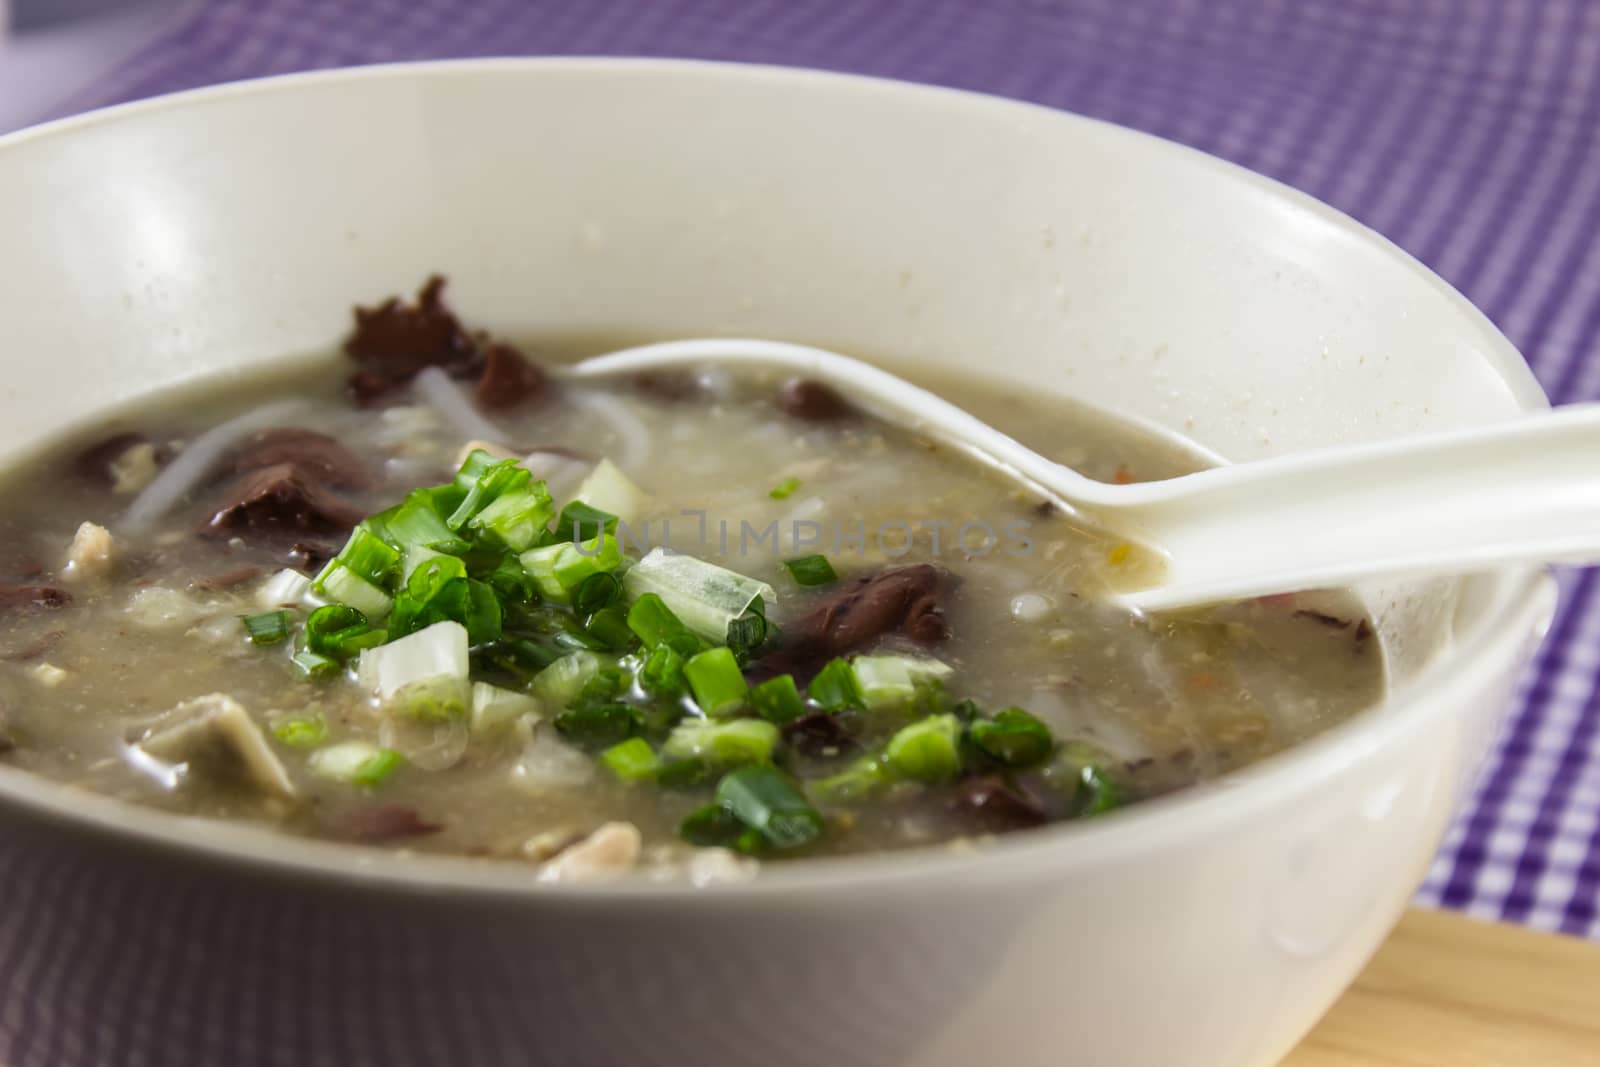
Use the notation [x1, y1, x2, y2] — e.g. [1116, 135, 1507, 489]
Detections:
[412, 366, 505, 443]
[121, 399, 309, 534]
[567, 389, 648, 474]
[523, 449, 591, 501]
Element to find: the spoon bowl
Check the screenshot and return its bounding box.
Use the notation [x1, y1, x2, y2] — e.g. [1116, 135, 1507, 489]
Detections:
[570, 338, 1600, 611]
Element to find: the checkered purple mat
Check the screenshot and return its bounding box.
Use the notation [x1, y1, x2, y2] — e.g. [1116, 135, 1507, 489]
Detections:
[31, 0, 1600, 937]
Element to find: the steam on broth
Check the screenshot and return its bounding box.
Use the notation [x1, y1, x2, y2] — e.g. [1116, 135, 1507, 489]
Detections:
[0, 279, 1382, 883]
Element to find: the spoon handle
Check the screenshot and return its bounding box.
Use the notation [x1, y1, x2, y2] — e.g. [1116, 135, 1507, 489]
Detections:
[1109, 404, 1600, 611]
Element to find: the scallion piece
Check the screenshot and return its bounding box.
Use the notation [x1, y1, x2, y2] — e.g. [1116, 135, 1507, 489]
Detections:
[747, 673, 805, 724]
[658, 756, 716, 790]
[663, 718, 779, 767]
[242, 610, 291, 646]
[447, 456, 531, 530]
[554, 702, 641, 750]
[884, 713, 963, 783]
[385, 494, 472, 555]
[574, 571, 623, 616]
[851, 654, 953, 711]
[621, 548, 776, 646]
[518, 533, 623, 604]
[352, 748, 404, 787]
[469, 681, 540, 735]
[470, 480, 556, 552]
[808, 658, 864, 711]
[331, 524, 402, 586]
[768, 477, 801, 500]
[684, 646, 748, 716]
[714, 766, 824, 851]
[291, 647, 340, 679]
[527, 650, 610, 710]
[1051, 741, 1123, 817]
[970, 707, 1055, 768]
[583, 605, 636, 651]
[808, 754, 889, 806]
[626, 593, 699, 652]
[573, 458, 649, 526]
[312, 561, 394, 622]
[679, 803, 758, 851]
[550, 500, 619, 546]
[304, 604, 372, 659]
[600, 737, 660, 783]
[638, 643, 688, 698]
[781, 554, 837, 586]
[271, 713, 327, 748]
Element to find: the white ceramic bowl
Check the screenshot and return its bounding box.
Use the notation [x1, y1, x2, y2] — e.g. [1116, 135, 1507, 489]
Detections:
[0, 60, 1555, 1067]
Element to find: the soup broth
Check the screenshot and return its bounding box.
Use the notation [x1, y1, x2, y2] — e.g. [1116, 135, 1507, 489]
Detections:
[0, 281, 1382, 882]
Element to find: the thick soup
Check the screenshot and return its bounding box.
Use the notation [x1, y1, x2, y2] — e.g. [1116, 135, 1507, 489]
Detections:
[0, 280, 1382, 883]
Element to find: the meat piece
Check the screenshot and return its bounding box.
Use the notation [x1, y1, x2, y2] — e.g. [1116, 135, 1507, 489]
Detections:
[947, 775, 1049, 834]
[190, 565, 266, 591]
[537, 821, 641, 883]
[0, 585, 72, 617]
[778, 378, 852, 421]
[779, 564, 952, 664]
[136, 693, 297, 799]
[473, 342, 547, 412]
[73, 431, 144, 482]
[344, 276, 481, 404]
[286, 539, 346, 572]
[232, 429, 371, 491]
[63, 521, 115, 583]
[201, 463, 364, 541]
[324, 803, 443, 843]
[782, 710, 860, 757]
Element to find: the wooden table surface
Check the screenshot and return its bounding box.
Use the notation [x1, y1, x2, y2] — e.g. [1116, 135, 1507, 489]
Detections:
[1285, 908, 1600, 1065]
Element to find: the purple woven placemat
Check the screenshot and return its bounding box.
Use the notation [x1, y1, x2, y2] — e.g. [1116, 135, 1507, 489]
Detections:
[33, 0, 1600, 937]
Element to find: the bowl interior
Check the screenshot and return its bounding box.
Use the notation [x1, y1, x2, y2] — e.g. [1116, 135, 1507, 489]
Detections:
[0, 58, 1548, 873]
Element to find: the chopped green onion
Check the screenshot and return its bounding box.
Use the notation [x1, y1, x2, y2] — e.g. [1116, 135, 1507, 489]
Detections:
[621, 548, 776, 646]
[808, 658, 864, 711]
[312, 562, 394, 622]
[528, 650, 610, 710]
[574, 571, 622, 615]
[257, 568, 313, 610]
[684, 646, 748, 716]
[291, 648, 340, 679]
[550, 500, 619, 546]
[307, 739, 402, 785]
[327, 524, 402, 587]
[554, 702, 641, 750]
[572, 459, 648, 526]
[242, 610, 291, 646]
[1051, 741, 1123, 817]
[781, 554, 837, 586]
[385, 494, 472, 555]
[768, 477, 801, 500]
[658, 757, 716, 790]
[352, 747, 404, 787]
[482, 553, 534, 604]
[583, 605, 637, 651]
[851, 654, 953, 710]
[304, 604, 372, 659]
[679, 803, 758, 851]
[271, 713, 327, 748]
[447, 456, 531, 530]
[808, 754, 889, 806]
[600, 737, 660, 783]
[884, 713, 963, 783]
[518, 532, 623, 604]
[725, 608, 772, 664]
[951, 698, 984, 722]
[626, 593, 700, 652]
[638, 642, 688, 698]
[714, 766, 824, 851]
[663, 718, 779, 767]
[470, 480, 556, 552]
[747, 673, 805, 724]
[970, 707, 1055, 768]
[470, 681, 540, 734]
[357, 619, 470, 701]
[573, 665, 632, 708]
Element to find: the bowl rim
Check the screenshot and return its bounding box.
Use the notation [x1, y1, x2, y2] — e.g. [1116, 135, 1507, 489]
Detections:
[0, 56, 1555, 904]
